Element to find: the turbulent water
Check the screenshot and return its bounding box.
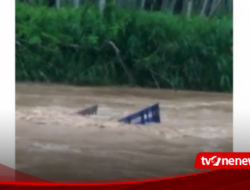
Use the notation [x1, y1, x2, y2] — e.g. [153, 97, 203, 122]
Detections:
[16, 83, 233, 179]
[16, 83, 232, 139]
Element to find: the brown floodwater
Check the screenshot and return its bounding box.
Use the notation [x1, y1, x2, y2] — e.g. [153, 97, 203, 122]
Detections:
[16, 83, 232, 180]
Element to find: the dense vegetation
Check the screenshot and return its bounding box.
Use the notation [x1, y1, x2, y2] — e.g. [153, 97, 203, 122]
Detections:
[16, 2, 233, 92]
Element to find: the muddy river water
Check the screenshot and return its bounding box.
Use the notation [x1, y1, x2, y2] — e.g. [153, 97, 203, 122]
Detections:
[16, 83, 232, 180]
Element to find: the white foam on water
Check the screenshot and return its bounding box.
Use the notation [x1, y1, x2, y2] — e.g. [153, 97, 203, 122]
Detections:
[31, 142, 82, 154]
[16, 85, 232, 141]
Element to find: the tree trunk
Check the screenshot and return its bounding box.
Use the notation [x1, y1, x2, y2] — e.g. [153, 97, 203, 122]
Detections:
[227, 0, 233, 13]
[173, 0, 184, 14]
[161, 0, 169, 11]
[56, 0, 61, 8]
[140, 0, 146, 9]
[186, 0, 193, 17]
[200, 0, 209, 16]
[181, 0, 190, 14]
[19, 0, 31, 3]
[72, 0, 79, 8]
[48, 0, 56, 7]
[170, 0, 177, 13]
[98, 0, 106, 12]
[209, 0, 222, 16]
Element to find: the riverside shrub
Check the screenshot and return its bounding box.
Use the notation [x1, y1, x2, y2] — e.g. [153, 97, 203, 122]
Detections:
[16, 2, 233, 92]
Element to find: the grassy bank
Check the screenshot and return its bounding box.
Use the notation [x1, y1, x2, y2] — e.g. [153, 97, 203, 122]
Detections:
[16, 2, 233, 92]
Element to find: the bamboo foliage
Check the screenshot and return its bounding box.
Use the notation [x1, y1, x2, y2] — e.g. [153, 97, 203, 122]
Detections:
[16, 2, 233, 91]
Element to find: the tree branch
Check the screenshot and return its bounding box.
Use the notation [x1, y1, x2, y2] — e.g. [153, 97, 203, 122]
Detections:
[103, 40, 136, 86]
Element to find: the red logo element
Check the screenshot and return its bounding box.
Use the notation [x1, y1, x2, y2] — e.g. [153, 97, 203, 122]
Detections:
[1, 163, 250, 188]
[195, 152, 250, 169]
[210, 156, 218, 164]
